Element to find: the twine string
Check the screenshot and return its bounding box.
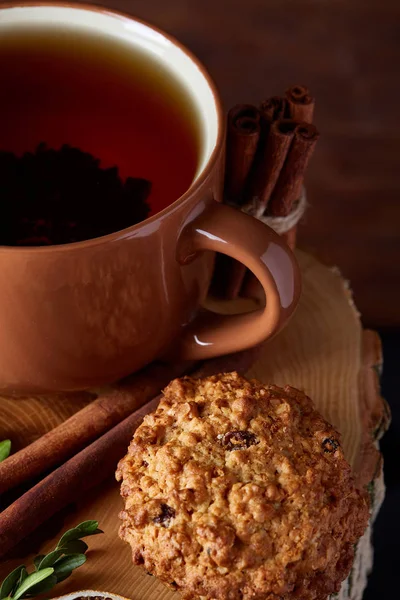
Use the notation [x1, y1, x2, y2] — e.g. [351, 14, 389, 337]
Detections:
[241, 188, 307, 234]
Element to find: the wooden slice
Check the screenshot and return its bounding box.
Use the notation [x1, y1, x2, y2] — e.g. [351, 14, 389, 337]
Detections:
[0, 250, 388, 600]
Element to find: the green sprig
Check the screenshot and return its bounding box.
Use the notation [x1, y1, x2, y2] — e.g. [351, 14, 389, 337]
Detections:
[0, 440, 11, 462]
[0, 521, 103, 600]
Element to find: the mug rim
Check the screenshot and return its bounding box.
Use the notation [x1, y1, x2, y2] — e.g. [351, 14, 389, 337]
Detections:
[0, 0, 225, 253]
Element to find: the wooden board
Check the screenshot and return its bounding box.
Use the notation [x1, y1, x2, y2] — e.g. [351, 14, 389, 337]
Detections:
[0, 250, 389, 600]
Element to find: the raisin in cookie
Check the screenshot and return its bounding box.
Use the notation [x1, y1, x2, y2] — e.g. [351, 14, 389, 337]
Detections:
[116, 372, 369, 600]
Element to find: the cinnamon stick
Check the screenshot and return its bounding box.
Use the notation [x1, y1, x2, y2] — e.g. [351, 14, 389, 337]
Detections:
[281, 225, 297, 251]
[243, 97, 288, 209]
[0, 397, 160, 559]
[285, 85, 315, 124]
[0, 349, 258, 558]
[223, 118, 297, 298]
[224, 104, 261, 205]
[211, 105, 261, 298]
[269, 122, 319, 217]
[259, 96, 287, 123]
[214, 101, 289, 300]
[0, 360, 194, 495]
[244, 119, 297, 217]
[208, 254, 240, 299]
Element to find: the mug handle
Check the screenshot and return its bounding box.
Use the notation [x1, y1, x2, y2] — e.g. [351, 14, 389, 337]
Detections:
[176, 200, 301, 360]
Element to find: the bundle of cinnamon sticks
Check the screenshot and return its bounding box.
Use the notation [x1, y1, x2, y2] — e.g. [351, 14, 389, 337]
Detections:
[214, 84, 319, 299]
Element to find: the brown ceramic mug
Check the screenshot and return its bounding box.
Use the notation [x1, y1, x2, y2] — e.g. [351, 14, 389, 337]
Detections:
[0, 3, 301, 393]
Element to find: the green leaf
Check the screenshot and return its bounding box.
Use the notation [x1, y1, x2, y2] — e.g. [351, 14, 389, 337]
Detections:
[16, 568, 28, 591]
[0, 440, 11, 462]
[59, 539, 88, 554]
[0, 566, 25, 600]
[32, 556, 44, 572]
[74, 520, 99, 533]
[24, 574, 57, 597]
[56, 520, 102, 548]
[51, 570, 72, 584]
[12, 568, 54, 600]
[53, 555, 86, 581]
[38, 550, 64, 570]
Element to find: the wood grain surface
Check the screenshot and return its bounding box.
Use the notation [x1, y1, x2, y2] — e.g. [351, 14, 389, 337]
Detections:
[0, 250, 387, 600]
[55, 0, 399, 327]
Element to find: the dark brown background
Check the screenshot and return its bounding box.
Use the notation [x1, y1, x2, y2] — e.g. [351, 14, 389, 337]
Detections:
[95, 0, 399, 327]
[27, 0, 400, 325]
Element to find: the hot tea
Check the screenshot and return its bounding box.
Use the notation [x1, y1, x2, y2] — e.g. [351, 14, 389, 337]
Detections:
[0, 24, 201, 245]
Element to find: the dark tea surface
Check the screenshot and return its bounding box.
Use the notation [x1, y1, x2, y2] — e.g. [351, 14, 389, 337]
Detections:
[0, 24, 201, 243]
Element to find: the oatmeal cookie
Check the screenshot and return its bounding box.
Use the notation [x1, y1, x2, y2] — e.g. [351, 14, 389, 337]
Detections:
[116, 372, 369, 600]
